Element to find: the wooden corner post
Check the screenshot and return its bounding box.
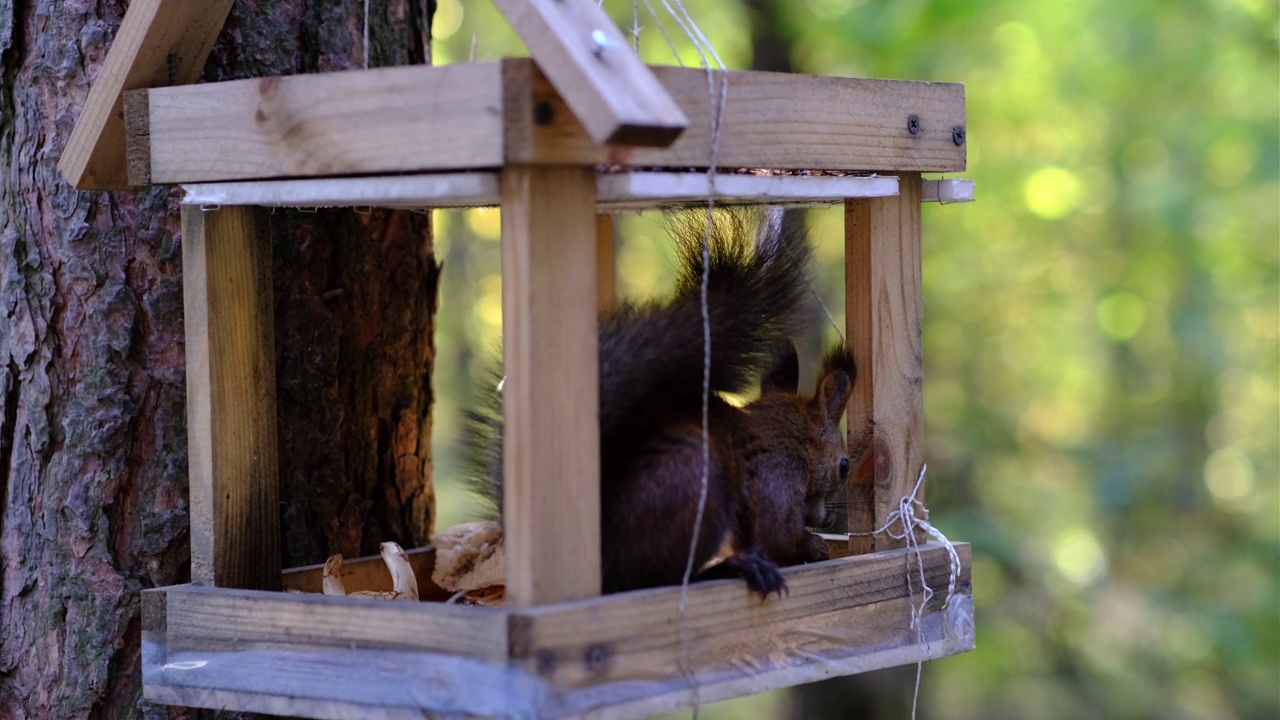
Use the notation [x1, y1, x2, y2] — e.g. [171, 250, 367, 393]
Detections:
[182, 205, 282, 590]
[501, 165, 602, 606]
[845, 173, 925, 553]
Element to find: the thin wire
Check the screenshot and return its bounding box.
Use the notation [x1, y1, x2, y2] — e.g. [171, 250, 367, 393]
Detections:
[657, 3, 727, 718]
[632, 0, 641, 53]
[363, 0, 371, 69]
[850, 464, 966, 720]
[811, 285, 846, 343]
[642, 0, 686, 67]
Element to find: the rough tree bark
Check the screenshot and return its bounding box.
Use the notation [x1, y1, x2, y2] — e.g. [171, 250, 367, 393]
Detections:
[0, 1, 438, 717]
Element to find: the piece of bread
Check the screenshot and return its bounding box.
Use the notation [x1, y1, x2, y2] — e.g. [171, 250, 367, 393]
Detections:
[321, 542, 419, 601]
[431, 521, 505, 592]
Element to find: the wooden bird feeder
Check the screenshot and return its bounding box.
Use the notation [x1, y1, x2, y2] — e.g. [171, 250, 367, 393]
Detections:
[60, 0, 976, 717]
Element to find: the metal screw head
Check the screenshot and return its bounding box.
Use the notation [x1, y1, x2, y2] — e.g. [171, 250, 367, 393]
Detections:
[907, 115, 921, 135]
[591, 29, 613, 57]
[952, 126, 966, 145]
[536, 650, 556, 675]
[534, 101, 554, 126]
[585, 644, 609, 675]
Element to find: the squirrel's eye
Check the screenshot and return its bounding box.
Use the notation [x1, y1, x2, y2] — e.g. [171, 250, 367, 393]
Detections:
[838, 457, 850, 479]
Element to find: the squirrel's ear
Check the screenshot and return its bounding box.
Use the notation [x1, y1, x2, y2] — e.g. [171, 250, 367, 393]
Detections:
[814, 344, 857, 423]
[761, 341, 800, 394]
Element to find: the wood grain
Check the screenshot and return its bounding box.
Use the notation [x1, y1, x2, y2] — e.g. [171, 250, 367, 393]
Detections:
[143, 643, 538, 720]
[596, 214, 616, 312]
[129, 61, 964, 184]
[122, 90, 152, 186]
[644, 68, 964, 171]
[147, 584, 506, 660]
[508, 61, 966, 172]
[540, 592, 971, 719]
[182, 205, 281, 589]
[58, 0, 235, 189]
[507, 543, 968, 689]
[845, 174, 926, 552]
[142, 585, 969, 720]
[139, 544, 971, 719]
[501, 166, 602, 606]
[133, 63, 505, 184]
[492, 0, 686, 146]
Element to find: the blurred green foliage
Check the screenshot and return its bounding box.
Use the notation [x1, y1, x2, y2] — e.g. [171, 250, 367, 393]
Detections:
[427, 1, 1279, 717]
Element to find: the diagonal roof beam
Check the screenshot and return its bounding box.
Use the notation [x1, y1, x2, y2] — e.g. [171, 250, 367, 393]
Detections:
[59, 0, 235, 190]
[493, 0, 687, 147]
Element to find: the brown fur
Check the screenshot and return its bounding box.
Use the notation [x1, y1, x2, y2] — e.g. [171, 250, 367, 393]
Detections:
[602, 345, 858, 596]
[466, 210, 865, 597]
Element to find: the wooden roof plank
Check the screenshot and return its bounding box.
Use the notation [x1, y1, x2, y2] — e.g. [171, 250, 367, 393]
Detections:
[59, 0, 236, 190]
[126, 63, 507, 185]
[128, 62, 964, 184]
[492, 0, 687, 146]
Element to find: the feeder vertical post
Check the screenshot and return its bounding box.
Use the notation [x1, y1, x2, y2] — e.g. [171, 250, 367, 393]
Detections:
[844, 173, 925, 552]
[182, 205, 282, 590]
[501, 165, 602, 606]
[596, 214, 616, 312]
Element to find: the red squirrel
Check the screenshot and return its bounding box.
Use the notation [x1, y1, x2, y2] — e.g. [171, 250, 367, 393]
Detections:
[465, 210, 860, 597]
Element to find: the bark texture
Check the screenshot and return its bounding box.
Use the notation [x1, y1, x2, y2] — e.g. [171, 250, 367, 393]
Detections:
[0, 1, 437, 717]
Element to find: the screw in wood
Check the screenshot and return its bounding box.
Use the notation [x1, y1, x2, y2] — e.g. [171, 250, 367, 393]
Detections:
[585, 644, 609, 675]
[534, 101, 555, 126]
[952, 126, 966, 145]
[536, 649, 557, 676]
[591, 29, 613, 58]
[907, 115, 921, 135]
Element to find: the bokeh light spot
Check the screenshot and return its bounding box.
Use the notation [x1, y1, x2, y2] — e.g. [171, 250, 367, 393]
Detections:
[992, 22, 1042, 68]
[1203, 133, 1257, 188]
[466, 208, 501, 240]
[1121, 137, 1171, 180]
[1024, 167, 1081, 219]
[475, 274, 503, 328]
[1204, 447, 1255, 503]
[1052, 527, 1107, 586]
[433, 0, 463, 41]
[1096, 292, 1147, 341]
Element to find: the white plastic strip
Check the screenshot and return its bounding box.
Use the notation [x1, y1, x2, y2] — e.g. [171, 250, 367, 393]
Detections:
[922, 178, 975, 204]
[597, 172, 899, 211]
[180, 173, 501, 210]
[180, 172, 902, 212]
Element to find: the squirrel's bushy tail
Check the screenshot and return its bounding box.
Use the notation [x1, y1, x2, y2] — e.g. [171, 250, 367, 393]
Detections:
[599, 209, 812, 451]
[462, 208, 812, 515]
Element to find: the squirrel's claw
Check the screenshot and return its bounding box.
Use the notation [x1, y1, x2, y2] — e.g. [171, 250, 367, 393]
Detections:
[716, 546, 788, 599]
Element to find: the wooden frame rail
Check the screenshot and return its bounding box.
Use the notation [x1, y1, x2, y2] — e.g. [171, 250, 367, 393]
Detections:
[124, 60, 966, 185]
[143, 543, 972, 719]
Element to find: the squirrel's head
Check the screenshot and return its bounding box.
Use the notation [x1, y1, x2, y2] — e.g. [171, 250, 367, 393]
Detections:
[757, 342, 857, 530]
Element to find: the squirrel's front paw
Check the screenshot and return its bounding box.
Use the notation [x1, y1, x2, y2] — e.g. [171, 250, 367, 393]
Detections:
[803, 532, 831, 563]
[725, 546, 788, 599]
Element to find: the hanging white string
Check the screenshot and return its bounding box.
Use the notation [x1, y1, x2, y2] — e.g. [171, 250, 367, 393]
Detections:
[641, 0, 686, 67]
[644, 4, 728, 719]
[632, 1, 641, 52]
[363, 0, 371, 69]
[811, 285, 846, 344]
[850, 464, 969, 720]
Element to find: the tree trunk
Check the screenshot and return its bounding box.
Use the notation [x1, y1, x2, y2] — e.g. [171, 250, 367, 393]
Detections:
[0, 2, 438, 717]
